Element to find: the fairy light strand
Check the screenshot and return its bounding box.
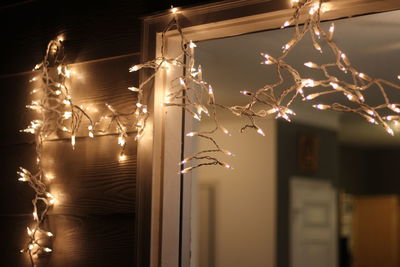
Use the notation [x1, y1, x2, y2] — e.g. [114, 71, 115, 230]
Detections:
[19, 36, 95, 264]
[129, 7, 233, 173]
[232, 0, 400, 136]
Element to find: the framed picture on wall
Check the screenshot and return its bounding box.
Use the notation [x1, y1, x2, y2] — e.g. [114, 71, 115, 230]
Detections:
[297, 134, 320, 173]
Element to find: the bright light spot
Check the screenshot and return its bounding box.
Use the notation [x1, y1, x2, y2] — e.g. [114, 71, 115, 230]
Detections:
[119, 154, 127, 162]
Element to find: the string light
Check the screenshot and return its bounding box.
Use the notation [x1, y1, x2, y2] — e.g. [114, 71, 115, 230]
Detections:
[229, 0, 400, 137]
[130, 9, 234, 172]
[18, 37, 93, 264]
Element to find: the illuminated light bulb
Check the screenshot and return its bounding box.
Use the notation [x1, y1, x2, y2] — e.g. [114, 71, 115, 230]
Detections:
[89, 132, 94, 138]
[193, 113, 201, 121]
[385, 126, 394, 136]
[330, 82, 340, 89]
[186, 132, 196, 137]
[208, 85, 214, 95]
[57, 65, 62, 74]
[297, 87, 304, 95]
[63, 111, 72, 119]
[328, 23, 335, 38]
[29, 77, 38, 82]
[181, 167, 191, 174]
[220, 126, 230, 135]
[30, 88, 39, 94]
[63, 99, 70, 105]
[136, 103, 143, 108]
[55, 90, 62, 95]
[33, 211, 38, 220]
[398, 75, 400, 80]
[309, 6, 317, 15]
[128, 86, 140, 92]
[49, 198, 56, 205]
[65, 69, 71, 78]
[44, 248, 52, 253]
[27, 227, 33, 236]
[302, 79, 315, 87]
[118, 136, 126, 146]
[304, 62, 318, 68]
[283, 43, 291, 51]
[62, 127, 69, 132]
[119, 154, 127, 162]
[34, 63, 42, 70]
[263, 59, 273, 65]
[171, 7, 178, 14]
[313, 104, 330, 110]
[45, 173, 55, 180]
[179, 78, 185, 86]
[366, 110, 374, 116]
[358, 73, 366, 79]
[28, 244, 34, 250]
[180, 158, 188, 165]
[313, 42, 322, 53]
[240, 90, 252, 96]
[129, 65, 140, 72]
[389, 104, 400, 113]
[57, 35, 64, 42]
[47, 232, 54, 237]
[88, 125, 93, 131]
[224, 163, 232, 169]
[256, 128, 265, 136]
[305, 93, 319, 100]
[142, 107, 148, 113]
[18, 177, 27, 182]
[71, 135, 76, 148]
[285, 109, 295, 115]
[189, 41, 197, 48]
[345, 93, 355, 101]
[314, 28, 320, 37]
[283, 21, 291, 28]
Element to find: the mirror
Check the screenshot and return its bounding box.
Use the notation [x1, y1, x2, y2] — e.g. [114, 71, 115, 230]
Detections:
[187, 9, 400, 267]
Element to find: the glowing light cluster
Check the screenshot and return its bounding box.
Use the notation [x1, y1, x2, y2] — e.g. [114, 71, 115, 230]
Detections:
[230, 0, 400, 136]
[18, 37, 88, 263]
[129, 8, 234, 173]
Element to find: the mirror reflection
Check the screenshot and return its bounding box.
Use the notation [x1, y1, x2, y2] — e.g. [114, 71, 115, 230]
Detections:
[187, 9, 400, 267]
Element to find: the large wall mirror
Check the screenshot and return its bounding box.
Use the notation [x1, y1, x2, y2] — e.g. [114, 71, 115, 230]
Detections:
[184, 8, 400, 267]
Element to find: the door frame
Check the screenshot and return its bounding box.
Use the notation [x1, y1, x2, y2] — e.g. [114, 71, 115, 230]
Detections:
[137, 1, 400, 266]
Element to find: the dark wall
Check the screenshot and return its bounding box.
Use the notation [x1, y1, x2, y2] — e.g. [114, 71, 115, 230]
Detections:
[340, 145, 400, 195]
[277, 120, 340, 267]
[0, 0, 217, 266]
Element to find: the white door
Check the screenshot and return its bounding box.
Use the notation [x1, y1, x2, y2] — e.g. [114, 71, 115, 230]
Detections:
[290, 177, 338, 267]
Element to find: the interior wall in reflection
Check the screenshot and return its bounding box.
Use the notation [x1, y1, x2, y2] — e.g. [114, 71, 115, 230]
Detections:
[190, 112, 277, 267]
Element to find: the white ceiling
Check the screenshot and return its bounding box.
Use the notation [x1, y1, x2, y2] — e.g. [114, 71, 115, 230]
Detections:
[196, 9, 400, 147]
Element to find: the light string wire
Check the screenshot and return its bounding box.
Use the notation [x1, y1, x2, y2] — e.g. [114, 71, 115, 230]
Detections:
[20, 35, 147, 264]
[129, 7, 234, 173]
[18, 36, 94, 264]
[231, 0, 400, 136]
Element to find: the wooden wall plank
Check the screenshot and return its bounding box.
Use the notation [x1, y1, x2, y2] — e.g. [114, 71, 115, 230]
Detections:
[0, 135, 137, 215]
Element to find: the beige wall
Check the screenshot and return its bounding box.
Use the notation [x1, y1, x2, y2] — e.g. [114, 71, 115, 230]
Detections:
[190, 110, 277, 267]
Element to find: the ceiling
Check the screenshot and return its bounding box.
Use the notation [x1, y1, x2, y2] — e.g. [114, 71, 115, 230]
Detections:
[196, 9, 400, 147]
